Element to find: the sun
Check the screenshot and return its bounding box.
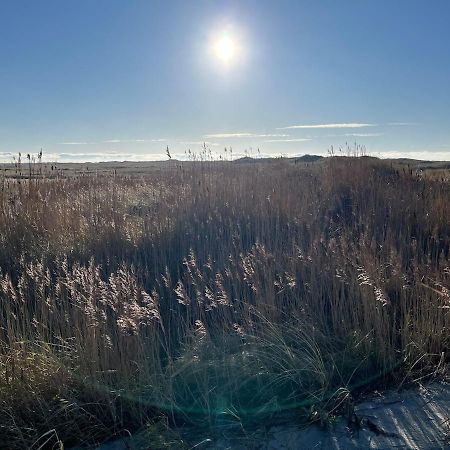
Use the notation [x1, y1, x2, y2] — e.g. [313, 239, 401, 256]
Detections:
[207, 25, 246, 72]
[213, 31, 236, 65]
[210, 30, 239, 67]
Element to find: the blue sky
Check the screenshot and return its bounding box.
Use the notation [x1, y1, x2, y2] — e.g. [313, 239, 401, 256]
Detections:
[1, 0, 450, 162]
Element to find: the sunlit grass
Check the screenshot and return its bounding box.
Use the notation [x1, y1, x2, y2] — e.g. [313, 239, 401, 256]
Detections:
[0, 154, 449, 447]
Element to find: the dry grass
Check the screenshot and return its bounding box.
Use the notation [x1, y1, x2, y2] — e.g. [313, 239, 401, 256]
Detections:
[0, 156, 449, 447]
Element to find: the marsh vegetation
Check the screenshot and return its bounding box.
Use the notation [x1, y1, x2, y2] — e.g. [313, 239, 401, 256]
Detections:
[0, 155, 449, 448]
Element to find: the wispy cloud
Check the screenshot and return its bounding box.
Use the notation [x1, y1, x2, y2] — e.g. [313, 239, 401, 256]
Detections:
[203, 133, 290, 138]
[102, 138, 167, 143]
[344, 133, 383, 137]
[257, 134, 290, 137]
[204, 133, 253, 138]
[60, 138, 167, 145]
[59, 141, 96, 145]
[58, 152, 117, 158]
[49, 151, 170, 162]
[0, 152, 13, 162]
[179, 141, 220, 146]
[277, 123, 376, 130]
[264, 138, 312, 143]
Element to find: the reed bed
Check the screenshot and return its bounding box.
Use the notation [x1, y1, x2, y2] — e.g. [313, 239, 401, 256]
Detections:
[0, 156, 449, 448]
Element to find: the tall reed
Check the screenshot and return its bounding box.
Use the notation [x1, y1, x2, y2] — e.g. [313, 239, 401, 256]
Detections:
[0, 156, 448, 447]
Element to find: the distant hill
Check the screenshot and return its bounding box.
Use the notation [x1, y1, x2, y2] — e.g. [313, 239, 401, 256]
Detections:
[294, 154, 324, 163]
[387, 158, 450, 170]
[233, 154, 324, 164]
[233, 156, 256, 163]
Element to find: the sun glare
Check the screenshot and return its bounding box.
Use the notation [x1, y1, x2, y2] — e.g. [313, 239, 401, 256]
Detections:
[213, 31, 237, 65]
[209, 28, 242, 68]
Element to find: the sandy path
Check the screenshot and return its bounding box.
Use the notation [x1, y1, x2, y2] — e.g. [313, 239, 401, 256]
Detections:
[97, 381, 450, 449]
[215, 381, 450, 449]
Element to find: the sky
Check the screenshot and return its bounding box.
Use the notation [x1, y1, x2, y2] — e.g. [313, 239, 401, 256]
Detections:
[1, 0, 450, 162]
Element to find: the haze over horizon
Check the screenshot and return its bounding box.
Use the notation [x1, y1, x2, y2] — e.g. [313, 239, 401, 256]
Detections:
[1, 1, 450, 163]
